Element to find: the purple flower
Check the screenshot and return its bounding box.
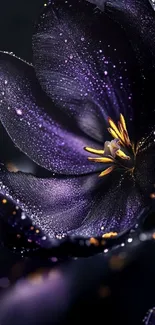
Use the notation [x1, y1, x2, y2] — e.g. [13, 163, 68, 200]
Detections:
[0, 0, 154, 251]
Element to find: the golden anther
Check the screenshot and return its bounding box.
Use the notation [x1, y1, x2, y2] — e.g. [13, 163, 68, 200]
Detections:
[116, 149, 130, 160]
[99, 166, 114, 177]
[88, 157, 114, 163]
[108, 117, 123, 140]
[84, 147, 104, 155]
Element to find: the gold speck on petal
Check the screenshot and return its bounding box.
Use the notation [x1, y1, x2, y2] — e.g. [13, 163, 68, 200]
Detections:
[90, 237, 99, 246]
[99, 166, 114, 178]
[102, 232, 118, 239]
[2, 199, 7, 204]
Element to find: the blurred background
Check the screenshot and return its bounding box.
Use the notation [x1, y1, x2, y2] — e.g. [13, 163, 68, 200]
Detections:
[0, 0, 46, 279]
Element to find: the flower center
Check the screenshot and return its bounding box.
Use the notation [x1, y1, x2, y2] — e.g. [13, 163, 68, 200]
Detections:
[84, 114, 136, 177]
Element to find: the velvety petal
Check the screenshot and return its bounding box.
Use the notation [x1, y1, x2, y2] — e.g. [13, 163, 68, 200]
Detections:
[100, 0, 155, 140]
[0, 167, 103, 238]
[0, 52, 104, 175]
[0, 164, 146, 238]
[33, 0, 137, 141]
[69, 172, 147, 237]
[0, 121, 39, 175]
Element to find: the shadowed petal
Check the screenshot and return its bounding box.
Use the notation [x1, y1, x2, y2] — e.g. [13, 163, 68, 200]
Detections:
[0, 167, 102, 238]
[100, 0, 155, 140]
[0, 165, 146, 238]
[0, 52, 104, 175]
[33, 0, 137, 142]
[69, 173, 146, 237]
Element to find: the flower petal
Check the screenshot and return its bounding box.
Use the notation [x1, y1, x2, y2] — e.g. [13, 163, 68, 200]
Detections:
[0, 192, 49, 252]
[69, 173, 146, 237]
[0, 167, 102, 238]
[33, 0, 136, 141]
[0, 121, 38, 175]
[0, 52, 104, 175]
[0, 165, 145, 239]
[102, 0, 155, 140]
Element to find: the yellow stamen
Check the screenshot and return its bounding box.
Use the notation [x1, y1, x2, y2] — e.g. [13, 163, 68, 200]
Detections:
[85, 114, 135, 178]
[120, 113, 127, 133]
[99, 166, 114, 177]
[108, 128, 124, 146]
[118, 122, 126, 142]
[102, 232, 118, 238]
[116, 149, 130, 160]
[108, 117, 122, 139]
[88, 157, 114, 163]
[118, 121, 124, 133]
[123, 130, 131, 147]
[84, 147, 104, 155]
[119, 114, 131, 147]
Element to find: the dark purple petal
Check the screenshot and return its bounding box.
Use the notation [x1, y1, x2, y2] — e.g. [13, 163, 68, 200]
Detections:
[0, 165, 146, 238]
[144, 308, 155, 325]
[0, 52, 104, 175]
[0, 167, 103, 238]
[0, 121, 38, 175]
[69, 172, 146, 237]
[0, 192, 52, 253]
[101, 0, 155, 139]
[33, 0, 137, 141]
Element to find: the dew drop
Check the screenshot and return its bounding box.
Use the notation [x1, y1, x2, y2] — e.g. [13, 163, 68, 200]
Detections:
[16, 109, 22, 116]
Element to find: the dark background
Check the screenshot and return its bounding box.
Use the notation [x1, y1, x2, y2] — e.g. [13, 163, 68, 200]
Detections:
[0, 0, 46, 278]
[0, 0, 45, 62]
[0, 1, 155, 325]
